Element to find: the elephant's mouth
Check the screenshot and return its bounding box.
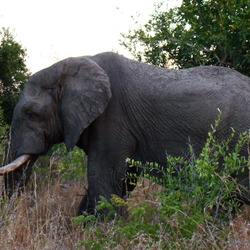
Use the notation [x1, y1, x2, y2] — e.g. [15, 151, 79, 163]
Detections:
[0, 154, 35, 175]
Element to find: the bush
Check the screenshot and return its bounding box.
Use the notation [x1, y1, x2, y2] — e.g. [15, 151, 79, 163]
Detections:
[32, 144, 87, 185]
[125, 113, 249, 241]
[75, 113, 249, 249]
[0, 114, 249, 249]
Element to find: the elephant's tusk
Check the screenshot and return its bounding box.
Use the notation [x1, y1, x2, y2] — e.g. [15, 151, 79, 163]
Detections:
[0, 154, 32, 175]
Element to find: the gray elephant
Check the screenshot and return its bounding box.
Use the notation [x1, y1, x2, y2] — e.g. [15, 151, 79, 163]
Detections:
[0, 52, 249, 215]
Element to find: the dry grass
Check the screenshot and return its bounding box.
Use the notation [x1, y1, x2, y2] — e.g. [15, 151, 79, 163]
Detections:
[0, 179, 85, 250]
[0, 176, 249, 250]
[227, 206, 250, 249]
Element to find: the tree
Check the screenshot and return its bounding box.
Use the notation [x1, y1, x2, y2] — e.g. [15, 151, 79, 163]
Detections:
[0, 28, 30, 125]
[121, 0, 250, 76]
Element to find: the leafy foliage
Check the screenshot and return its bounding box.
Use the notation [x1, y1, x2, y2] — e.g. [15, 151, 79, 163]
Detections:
[0, 118, 249, 249]
[33, 144, 87, 184]
[121, 0, 250, 76]
[0, 28, 30, 125]
[73, 114, 249, 249]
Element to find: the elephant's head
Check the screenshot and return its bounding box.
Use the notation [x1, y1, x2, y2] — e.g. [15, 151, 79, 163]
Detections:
[1, 56, 111, 192]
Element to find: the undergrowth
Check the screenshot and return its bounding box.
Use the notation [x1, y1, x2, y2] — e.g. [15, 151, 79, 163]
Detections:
[73, 113, 250, 249]
[0, 114, 249, 249]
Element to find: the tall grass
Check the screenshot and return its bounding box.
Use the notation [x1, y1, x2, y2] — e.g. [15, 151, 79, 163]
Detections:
[0, 116, 249, 249]
[0, 179, 85, 249]
[1, 177, 249, 249]
[0, 144, 87, 249]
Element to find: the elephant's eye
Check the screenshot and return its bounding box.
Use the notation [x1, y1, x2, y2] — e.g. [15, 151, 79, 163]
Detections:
[27, 111, 39, 121]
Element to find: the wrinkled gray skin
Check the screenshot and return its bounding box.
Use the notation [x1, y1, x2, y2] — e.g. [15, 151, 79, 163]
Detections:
[3, 52, 250, 215]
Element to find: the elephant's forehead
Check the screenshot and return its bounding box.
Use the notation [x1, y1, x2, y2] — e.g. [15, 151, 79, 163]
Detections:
[23, 82, 41, 96]
[23, 82, 51, 97]
[19, 84, 52, 106]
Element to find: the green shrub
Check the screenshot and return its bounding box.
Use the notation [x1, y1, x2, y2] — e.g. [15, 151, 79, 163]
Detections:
[52, 144, 87, 181]
[75, 113, 249, 249]
[0, 115, 9, 163]
[126, 112, 249, 244]
[33, 144, 87, 184]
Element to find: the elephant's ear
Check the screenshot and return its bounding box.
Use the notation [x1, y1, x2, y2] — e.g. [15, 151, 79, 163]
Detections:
[59, 57, 111, 151]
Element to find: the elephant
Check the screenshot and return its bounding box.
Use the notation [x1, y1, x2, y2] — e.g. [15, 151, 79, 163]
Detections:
[0, 52, 249, 215]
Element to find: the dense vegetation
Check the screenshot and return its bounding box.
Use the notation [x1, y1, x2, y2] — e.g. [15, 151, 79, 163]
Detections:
[0, 28, 30, 165]
[121, 0, 250, 76]
[0, 28, 30, 126]
[0, 117, 249, 249]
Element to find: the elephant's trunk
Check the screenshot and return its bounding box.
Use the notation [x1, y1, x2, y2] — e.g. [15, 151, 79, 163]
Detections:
[0, 154, 32, 175]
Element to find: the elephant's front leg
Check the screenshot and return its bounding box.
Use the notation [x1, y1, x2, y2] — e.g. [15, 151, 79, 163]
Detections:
[78, 156, 128, 216]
